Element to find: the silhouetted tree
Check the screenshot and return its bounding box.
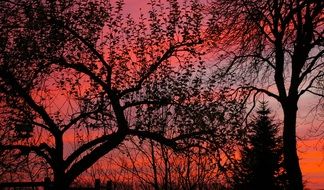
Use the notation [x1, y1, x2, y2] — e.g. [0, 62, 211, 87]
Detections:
[0, 0, 243, 189]
[208, 0, 323, 189]
[233, 101, 287, 190]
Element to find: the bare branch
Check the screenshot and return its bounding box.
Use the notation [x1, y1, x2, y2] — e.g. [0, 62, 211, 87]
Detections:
[299, 49, 324, 82]
[305, 90, 324, 97]
[240, 86, 280, 101]
[299, 72, 324, 97]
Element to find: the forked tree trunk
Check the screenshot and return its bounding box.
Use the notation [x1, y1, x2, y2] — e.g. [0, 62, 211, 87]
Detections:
[282, 100, 303, 190]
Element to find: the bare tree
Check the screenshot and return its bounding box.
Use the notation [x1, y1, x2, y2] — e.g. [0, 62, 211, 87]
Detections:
[111, 139, 232, 190]
[208, 0, 323, 189]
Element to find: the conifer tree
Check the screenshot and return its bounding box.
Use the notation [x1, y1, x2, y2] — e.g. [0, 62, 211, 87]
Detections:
[234, 101, 288, 190]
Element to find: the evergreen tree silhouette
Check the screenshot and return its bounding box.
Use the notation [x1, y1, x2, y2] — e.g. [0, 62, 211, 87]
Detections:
[234, 101, 288, 190]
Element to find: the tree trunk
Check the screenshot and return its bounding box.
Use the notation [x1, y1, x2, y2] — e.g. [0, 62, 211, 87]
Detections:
[54, 171, 69, 190]
[53, 134, 70, 190]
[282, 100, 303, 190]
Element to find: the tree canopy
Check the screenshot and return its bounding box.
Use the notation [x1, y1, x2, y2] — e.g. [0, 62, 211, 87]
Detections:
[0, 0, 245, 188]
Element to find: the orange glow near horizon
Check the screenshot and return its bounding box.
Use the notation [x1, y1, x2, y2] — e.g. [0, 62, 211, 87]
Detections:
[299, 139, 324, 190]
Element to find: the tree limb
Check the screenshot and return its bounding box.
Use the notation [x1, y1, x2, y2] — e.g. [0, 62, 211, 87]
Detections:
[0, 144, 54, 168]
[119, 40, 202, 97]
[0, 69, 59, 135]
[122, 98, 170, 110]
[65, 132, 118, 167]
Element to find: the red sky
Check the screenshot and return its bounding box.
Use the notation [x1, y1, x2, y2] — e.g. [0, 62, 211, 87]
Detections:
[122, 0, 324, 189]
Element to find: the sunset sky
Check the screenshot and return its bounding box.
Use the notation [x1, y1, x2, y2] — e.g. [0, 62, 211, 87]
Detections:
[123, 0, 324, 189]
[295, 94, 324, 190]
[0, 0, 322, 189]
[300, 139, 324, 190]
